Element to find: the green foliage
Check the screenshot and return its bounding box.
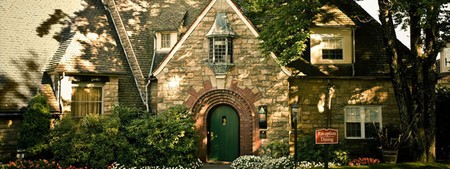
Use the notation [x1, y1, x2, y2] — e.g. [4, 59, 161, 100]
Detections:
[49, 105, 198, 168]
[296, 133, 349, 164]
[238, 0, 321, 65]
[259, 140, 290, 158]
[50, 114, 127, 168]
[124, 105, 198, 167]
[17, 93, 51, 159]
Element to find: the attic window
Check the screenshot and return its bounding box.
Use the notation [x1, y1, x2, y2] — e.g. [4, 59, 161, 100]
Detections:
[321, 37, 343, 59]
[310, 27, 353, 64]
[206, 13, 237, 75]
[209, 37, 233, 63]
[156, 32, 177, 51]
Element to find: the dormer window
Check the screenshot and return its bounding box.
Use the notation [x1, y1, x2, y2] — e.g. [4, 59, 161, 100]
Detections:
[321, 36, 343, 60]
[156, 32, 177, 51]
[310, 27, 353, 64]
[209, 37, 233, 63]
[206, 12, 237, 74]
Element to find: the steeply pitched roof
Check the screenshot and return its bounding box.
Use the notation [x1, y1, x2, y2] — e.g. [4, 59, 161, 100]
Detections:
[152, 0, 290, 76]
[0, 0, 80, 113]
[114, 0, 209, 77]
[313, 4, 355, 27]
[290, 0, 412, 77]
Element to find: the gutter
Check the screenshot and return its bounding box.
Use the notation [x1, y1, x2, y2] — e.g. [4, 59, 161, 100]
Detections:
[145, 31, 157, 112]
[352, 28, 356, 76]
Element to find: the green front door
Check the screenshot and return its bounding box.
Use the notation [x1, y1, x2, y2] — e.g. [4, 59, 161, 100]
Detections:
[208, 105, 239, 162]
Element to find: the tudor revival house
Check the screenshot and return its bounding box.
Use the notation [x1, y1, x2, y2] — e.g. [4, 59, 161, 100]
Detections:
[1, 0, 406, 162]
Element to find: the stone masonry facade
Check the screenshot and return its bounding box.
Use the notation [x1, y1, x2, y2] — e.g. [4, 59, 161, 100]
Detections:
[153, 2, 290, 161]
[290, 78, 400, 154]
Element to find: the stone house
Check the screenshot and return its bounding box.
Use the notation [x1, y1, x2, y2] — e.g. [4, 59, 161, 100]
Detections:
[1, 0, 410, 162]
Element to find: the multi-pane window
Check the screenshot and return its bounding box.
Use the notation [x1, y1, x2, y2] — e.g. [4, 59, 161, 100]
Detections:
[345, 106, 382, 139]
[161, 33, 171, 49]
[71, 85, 102, 117]
[209, 37, 233, 64]
[322, 37, 343, 60]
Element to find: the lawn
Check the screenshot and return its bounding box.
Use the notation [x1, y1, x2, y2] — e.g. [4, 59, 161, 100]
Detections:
[335, 162, 450, 169]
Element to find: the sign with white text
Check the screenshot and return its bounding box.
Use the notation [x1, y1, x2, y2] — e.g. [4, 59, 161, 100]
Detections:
[315, 129, 338, 144]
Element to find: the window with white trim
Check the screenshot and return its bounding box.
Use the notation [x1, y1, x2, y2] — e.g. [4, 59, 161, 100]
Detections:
[156, 32, 177, 51]
[321, 37, 343, 60]
[444, 48, 450, 67]
[310, 27, 353, 64]
[161, 33, 171, 48]
[71, 83, 103, 117]
[345, 106, 382, 139]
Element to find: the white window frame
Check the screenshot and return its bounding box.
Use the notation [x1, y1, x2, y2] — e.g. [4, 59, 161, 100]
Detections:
[321, 36, 343, 60]
[310, 27, 353, 64]
[156, 32, 177, 51]
[71, 83, 104, 118]
[444, 48, 450, 68]
[344, 106, 382, 139]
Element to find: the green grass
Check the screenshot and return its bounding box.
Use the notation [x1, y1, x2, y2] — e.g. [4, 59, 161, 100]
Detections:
[335, 162, 450, 169]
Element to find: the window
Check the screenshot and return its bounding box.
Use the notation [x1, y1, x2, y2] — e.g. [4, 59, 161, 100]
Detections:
[71, 84, 103, 117]
[345, 106, 382, 139]
[310, 27, 353, 64]
[209, 37, 233, 64]
[161, 33, 171, 48]
[321, 37, 343, 60]
[156, 32, 177, 51]
[444, 48, 450, 67]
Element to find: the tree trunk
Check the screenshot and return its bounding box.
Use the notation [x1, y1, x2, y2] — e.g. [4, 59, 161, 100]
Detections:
[378, 0, 438, 162]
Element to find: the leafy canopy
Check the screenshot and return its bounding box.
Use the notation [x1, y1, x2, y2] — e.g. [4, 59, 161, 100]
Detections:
[238, 0, 321, 65]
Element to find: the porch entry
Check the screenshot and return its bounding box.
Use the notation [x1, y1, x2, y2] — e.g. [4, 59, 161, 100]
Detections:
[207, 105, 239, 162]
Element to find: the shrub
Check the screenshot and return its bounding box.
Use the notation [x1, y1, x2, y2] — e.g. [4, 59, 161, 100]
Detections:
[259, 140, 290, 158]
[17, 93, 52, 159]
[49, 105, 198, 168]
[123, 105, 198, 167]
[50, 114, 128, 168]
[231, 155, 264, 169]
[2, 159, 91, 169]
[296, 133, 349, 164]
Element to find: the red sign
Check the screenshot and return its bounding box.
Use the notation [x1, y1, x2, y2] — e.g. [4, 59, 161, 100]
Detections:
[315, 129, 338, 144]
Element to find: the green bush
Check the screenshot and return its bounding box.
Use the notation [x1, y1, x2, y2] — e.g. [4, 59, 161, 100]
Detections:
[50, 114, 128, 168]
[124, 105, 198, 167]
[296, 133, 349, 164]
[50, 105, 198, 168]
[259, 140, 290, 158]
[17, 93, 52, 159]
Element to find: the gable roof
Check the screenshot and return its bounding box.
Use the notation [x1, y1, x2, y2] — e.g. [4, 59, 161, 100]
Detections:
[313, 4, 355, 27]
[152, 0, 290, 76]
[289, 0, 412, 77]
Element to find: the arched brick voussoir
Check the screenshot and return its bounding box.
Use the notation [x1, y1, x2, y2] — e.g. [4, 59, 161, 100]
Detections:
[191, 89, 260, 161]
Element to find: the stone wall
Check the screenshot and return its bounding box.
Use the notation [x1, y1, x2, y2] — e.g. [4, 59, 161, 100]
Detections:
[0, 117, 21, 162]
[154, 1, 290, 160]
[289, 77, 400, 154]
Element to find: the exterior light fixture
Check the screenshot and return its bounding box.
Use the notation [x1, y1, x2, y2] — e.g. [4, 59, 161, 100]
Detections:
[258, 105, 267, 129]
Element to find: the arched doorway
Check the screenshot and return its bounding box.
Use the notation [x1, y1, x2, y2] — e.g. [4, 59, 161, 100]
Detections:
[207, 105, 239, 162]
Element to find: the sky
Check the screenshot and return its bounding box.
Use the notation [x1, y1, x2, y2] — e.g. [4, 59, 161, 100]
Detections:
[356, 0, 411, 49]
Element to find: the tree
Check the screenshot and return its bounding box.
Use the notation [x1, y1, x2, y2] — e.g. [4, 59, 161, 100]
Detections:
[377, 0, 450, 162]
[238, 0, 450, 162]
[18, 93, 52, 159]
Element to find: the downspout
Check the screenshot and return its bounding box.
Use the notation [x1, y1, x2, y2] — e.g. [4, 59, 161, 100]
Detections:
[352, 28, 356, 76]
[145, 31, 157, 112]
[58, 72, 65, 118]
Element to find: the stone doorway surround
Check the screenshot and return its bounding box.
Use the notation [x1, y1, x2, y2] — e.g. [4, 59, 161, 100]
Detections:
[187, 80, 261, 162]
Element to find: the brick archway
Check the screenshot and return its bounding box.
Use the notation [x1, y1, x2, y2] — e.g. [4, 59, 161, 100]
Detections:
[188, 81, 261, 162]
